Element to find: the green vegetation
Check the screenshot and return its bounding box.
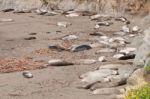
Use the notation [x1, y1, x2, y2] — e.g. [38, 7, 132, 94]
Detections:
[41, 0, 48, 5]
[144, 59, 150, 73]
[124, 80, 150, 99]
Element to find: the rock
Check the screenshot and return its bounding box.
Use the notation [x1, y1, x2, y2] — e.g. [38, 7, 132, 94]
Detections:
[22, 71, 33, 78]
[80, 69, 117, 84]
[48, 45, 66, 51]
[24, 37, 36, 40]
[62, 35, 78, 40]
[48, 59, 74, 66]
[2, 8, 14, 12]
[132, 26, 139, 32]
[0, 18, 14, 22]
[134, 27, 150, 67]
[144, 58, 150, 73]
[57, 22, 72, 28]
[92, 87, 122, 95]
[119, 47, 136, 54]
[127, 68, 145, 85]
[96, 48, 116, 54]
[113, 54, 125, 59]
[122, 25, 130, 33]
[69, 44, 92, 52]
[98, 56, 106, 62]
[77, 59, 97, 65]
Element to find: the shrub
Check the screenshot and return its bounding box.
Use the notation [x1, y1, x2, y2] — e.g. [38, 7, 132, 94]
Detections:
[124, 80, 150, 99]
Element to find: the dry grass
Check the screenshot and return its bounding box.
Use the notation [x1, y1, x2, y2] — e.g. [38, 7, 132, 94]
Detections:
[0, 58, 47, 73]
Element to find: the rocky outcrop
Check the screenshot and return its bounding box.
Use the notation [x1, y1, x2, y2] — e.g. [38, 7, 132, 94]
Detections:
[0, 0, 149, 15]
[134, 27, 150, 68]
[0, 0, 42, 10]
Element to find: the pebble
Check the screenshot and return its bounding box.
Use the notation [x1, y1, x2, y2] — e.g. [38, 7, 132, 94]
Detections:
[48, 59, 74, 66]
[57, 22, 72, 28]
[22, 71, 33, 78]
[69, 44, 92, 52]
